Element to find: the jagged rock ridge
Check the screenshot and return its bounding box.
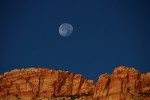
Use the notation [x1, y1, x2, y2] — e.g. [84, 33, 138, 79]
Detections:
[0, 66, 150, 100]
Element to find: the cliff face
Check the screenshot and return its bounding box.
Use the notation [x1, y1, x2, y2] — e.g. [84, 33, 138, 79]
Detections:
[0, 68, 95, 100]
[0, 66, 150, 100]
[94, 66, 150, 100]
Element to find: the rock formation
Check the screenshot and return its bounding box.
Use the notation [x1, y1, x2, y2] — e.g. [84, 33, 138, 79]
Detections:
[0, 66, 150, 100]
[94, 66, 150, 100]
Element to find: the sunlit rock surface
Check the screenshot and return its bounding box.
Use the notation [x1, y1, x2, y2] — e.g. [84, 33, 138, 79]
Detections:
[0, 66, 150, 100]
[94, 66, 150, 100]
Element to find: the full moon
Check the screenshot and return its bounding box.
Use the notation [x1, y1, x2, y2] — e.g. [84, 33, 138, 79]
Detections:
[59, 23, 73, 37]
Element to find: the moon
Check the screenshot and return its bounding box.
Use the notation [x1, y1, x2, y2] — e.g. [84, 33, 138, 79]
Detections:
[59, 23, 73, 37]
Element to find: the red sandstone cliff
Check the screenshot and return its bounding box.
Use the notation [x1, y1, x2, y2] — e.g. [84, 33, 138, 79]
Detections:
[94, 66, 150, 100]
[0, 66, 150, 100]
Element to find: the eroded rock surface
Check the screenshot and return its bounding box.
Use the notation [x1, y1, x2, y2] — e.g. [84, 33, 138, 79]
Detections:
[0, 66, 150, 100]
[0, 68, 95, 100]
[94, 66, 150, 100]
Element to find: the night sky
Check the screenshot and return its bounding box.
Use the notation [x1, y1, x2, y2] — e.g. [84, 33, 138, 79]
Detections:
[0, 0, 150, 81]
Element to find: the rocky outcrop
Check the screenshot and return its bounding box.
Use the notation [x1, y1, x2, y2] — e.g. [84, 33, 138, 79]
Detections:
[0, 66, 150, 100]
[0, 68, 95, 100]
[94, 66, 150, 100]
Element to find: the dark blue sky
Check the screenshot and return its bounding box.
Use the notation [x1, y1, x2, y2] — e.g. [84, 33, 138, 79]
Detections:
[0, 0, 150, 81]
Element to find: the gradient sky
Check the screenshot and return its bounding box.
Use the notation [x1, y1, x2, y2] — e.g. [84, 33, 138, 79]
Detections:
[0, 0, 150, 81]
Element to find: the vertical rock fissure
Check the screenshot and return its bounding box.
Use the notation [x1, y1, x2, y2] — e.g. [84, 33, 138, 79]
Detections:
[77, 76, 84, 94]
